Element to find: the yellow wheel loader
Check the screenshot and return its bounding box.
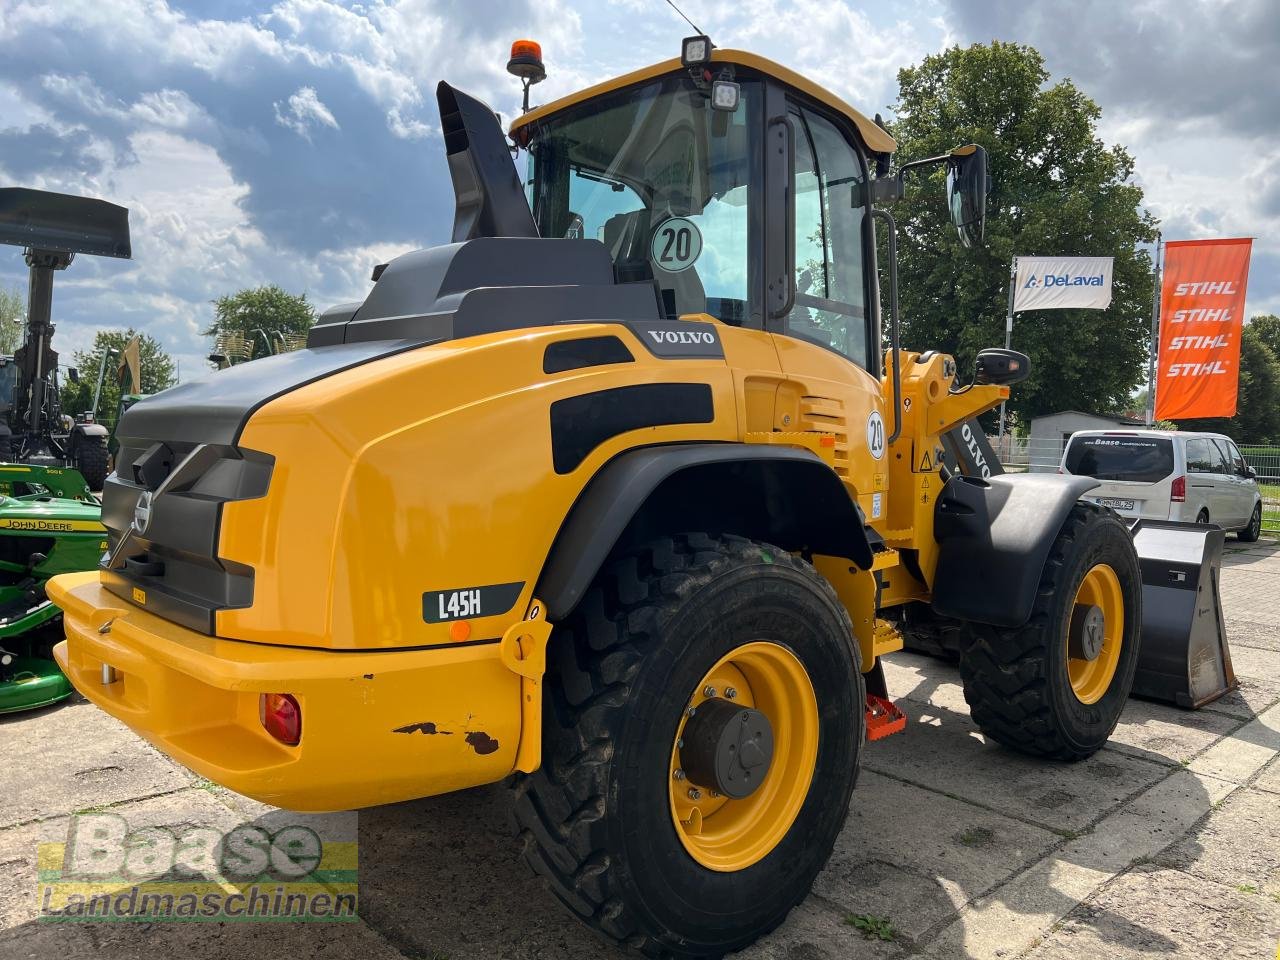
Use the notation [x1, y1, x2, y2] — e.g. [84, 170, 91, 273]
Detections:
[51, 38, 1149, 957]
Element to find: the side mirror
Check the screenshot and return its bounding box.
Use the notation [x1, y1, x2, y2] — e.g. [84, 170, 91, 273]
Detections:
[1245, 466, 1257, 480]
[946, 144, 988, 248]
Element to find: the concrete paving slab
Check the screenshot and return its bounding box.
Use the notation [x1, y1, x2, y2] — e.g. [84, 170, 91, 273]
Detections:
[1157, 787, 1280, 897]
[1253, 755, 1280, 795]
[0, 910, 407, 960]
[1228, 619, 1280, 653]
[1107, 696, 1242, 766]
[1190, 701, 1280, 783]
[1022, 864, 1280, 960]
[0, 699, 194, 829]
[0, 789, 247, 928]
[920, 769, 1236, 960]
[811, 770, 1059, 943]
[1221, 568, 1280, 627]
[735, 898, 906, 959]
[356, 784, 620, 960]
[1198, 675, 1280, 720]
[1228, 643, 1280, 683]
[862, 700, 1169, 835]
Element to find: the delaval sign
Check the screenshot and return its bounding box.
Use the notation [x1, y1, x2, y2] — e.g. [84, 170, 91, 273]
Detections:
[1013, 256, 1114, 312]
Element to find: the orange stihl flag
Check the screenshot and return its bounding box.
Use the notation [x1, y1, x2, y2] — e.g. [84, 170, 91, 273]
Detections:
[1155, 238, 1252, 421]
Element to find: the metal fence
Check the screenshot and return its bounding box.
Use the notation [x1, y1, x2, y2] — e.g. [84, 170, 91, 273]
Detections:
[1240, 445, 1280, 535]
[994, 436, 1066, 474]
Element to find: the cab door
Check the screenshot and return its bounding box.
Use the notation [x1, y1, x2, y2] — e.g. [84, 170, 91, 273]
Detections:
[764, 90, 886, 527]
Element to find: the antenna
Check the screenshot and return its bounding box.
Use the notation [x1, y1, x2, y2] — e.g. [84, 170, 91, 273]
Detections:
[664, 0, 705, 36]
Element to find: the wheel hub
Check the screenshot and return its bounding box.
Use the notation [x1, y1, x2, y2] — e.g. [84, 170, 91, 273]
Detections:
[680, 698, 774, 799]
[1069, 603, 1106, 661]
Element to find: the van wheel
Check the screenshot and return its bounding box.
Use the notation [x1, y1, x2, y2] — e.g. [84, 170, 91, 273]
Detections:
[958, 502, 1142, 761]
[1196, 509, 1210, 524]
[1239, 503, 1262, 543]
[512, 533, 863, 958]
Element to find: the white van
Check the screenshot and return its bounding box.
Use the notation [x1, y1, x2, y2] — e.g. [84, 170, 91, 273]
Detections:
[1060, 430, 1263, 541]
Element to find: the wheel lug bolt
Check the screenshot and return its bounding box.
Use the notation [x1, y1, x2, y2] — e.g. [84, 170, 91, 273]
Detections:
[688, 788, 702, 801]
[704, 685, 717, 698]
[709, 790, 720, 798]
[687, 706, 697, 718]
[724, 687, 737, 700]
[673, 768, 686, 780]
[676, 738, 685, 749]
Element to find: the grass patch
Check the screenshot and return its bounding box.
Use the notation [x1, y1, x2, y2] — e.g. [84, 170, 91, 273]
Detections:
[1238, 883, 1259, 894]
[845, 913, 896, 942]
[955, 826, 995, 847]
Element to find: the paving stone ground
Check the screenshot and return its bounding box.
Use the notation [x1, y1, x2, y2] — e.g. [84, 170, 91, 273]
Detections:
[2, 537, 1277, 959]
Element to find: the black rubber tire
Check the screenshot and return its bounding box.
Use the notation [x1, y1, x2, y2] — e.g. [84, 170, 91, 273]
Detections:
[1238, 503, 1263, 542]
[957, 502, 1142, 761]
[74, 439, 110, 491]
[1196, 509, 1210, 524]
[512, 533, 864, 959]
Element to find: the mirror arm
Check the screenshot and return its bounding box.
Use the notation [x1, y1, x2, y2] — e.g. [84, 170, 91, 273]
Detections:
[870, 152, 953, 205]
[871, 207, 902, 446]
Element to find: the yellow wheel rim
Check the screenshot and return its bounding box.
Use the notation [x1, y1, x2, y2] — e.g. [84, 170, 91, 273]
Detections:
[668, 641, 819, 872]
[1067, 563, 1124, 705]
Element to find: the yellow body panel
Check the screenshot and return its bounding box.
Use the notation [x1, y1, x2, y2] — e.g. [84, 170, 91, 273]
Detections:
[218, 321, 737, 650]
[50, 572, 520, 811]
[509, 49, 897, 155]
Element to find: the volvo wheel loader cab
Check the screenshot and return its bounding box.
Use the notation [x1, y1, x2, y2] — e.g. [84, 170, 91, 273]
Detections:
[51, 39, 1143, 958]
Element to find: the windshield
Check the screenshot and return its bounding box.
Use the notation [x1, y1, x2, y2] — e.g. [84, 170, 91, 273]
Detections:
[1064, 435, 1175, 483]
[524, 75, 759, 326]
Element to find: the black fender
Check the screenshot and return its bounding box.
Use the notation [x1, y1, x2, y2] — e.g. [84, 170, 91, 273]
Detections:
[931, 473, 1100, 628]
[71, 422, 110, 441]
[537, 443, 874, 621]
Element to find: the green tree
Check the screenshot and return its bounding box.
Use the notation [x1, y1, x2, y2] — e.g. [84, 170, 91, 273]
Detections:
[0, 284, 26, 355]
[1247, 313, 1280, 357]
[888, 41, 1158, 428]
[206, 285, 315, 363]
[1173, 322, 1280, 444]
[59, 330, 177, 426]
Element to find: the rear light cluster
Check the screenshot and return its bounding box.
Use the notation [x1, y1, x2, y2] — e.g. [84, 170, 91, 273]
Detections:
[260, 693, 302, 745]
[1171, 475, 1186, 503]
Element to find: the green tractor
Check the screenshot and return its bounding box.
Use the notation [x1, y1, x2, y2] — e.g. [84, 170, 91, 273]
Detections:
[0, 187, 132, 491]
[0, 185, 122, 711]
[0, 462, 105, 713]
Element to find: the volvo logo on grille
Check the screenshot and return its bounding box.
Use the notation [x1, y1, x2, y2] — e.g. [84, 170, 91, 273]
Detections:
[132, 490, 154, 535]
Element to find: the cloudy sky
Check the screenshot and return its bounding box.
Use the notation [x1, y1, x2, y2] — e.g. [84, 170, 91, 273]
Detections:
[0, 0, 1275, 381]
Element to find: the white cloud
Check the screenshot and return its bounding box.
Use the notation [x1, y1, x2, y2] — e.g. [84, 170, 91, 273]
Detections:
[273, 85, 340, 139]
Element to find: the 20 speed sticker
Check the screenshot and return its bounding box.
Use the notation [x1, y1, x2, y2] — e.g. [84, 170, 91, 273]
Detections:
[866, 410, 886, 459]
[651, 217, 702, 272]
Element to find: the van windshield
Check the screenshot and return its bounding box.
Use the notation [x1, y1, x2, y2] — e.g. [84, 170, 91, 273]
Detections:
[1064, 436, 1175, 483]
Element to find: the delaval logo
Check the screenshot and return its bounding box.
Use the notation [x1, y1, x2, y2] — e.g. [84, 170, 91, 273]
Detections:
[647, 329, 717, 346]
[1024, 272, 1105, 288]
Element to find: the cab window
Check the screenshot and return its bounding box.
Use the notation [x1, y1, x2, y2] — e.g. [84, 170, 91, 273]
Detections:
[525, 76, 760, 327]
[786, 105, 870, 368]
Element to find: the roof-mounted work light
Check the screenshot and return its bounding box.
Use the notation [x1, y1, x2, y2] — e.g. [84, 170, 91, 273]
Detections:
[681, 35, 712, 67]
[710, 79, 740, 111]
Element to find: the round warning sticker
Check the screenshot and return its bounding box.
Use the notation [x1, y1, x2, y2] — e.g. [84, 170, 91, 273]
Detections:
[866, 411, 886, 460]
[651, 217, 703, 273]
